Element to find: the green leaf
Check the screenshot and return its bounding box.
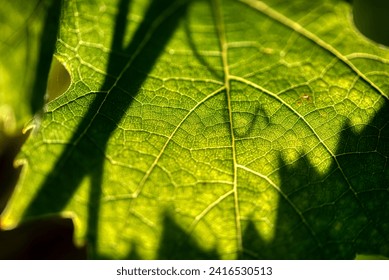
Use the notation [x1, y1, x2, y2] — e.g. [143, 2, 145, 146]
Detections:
[0, 0, 61, 134]
[2, 0, 389, 259]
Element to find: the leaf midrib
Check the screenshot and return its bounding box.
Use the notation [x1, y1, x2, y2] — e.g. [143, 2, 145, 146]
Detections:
[212, 0, 244, 254]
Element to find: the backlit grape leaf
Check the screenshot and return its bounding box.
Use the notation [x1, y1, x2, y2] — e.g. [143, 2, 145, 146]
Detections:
[2, 0, 389, 259]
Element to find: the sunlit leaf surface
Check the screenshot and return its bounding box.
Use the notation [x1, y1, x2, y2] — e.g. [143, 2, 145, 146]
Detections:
[3, 0, 389, 259]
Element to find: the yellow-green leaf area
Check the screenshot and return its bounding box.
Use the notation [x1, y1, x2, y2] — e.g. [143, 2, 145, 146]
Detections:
[2, 0, 389, 259]
[0, 0, 62, 135]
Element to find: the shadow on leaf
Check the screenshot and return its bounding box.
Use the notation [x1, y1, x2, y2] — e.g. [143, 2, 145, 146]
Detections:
[240, 101, 389, 259]
[157, 212, 219, 259]
[22, 0, 190, 258]
[30, 0, 62, 114]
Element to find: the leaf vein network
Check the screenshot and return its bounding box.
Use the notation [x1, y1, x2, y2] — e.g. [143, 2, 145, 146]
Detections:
[239, 0, 388, 102]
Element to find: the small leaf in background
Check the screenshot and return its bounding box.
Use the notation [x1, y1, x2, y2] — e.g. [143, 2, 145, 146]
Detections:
[0, 0, 61, 132]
